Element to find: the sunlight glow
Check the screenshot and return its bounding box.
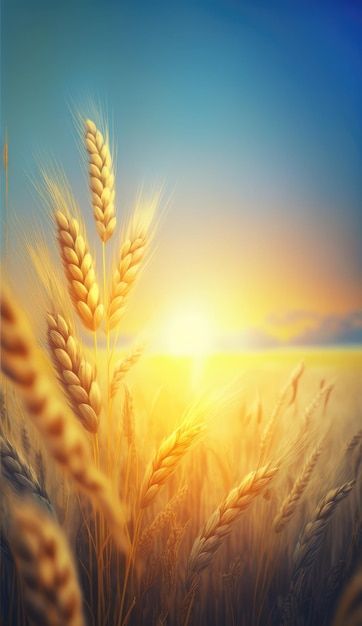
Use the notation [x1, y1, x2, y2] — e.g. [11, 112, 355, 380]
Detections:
[161, 307, 218, 356]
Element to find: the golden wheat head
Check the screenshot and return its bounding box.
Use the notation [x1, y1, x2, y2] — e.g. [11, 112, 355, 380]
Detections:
[47, 312, 101, 433]
[140, 418, 203, 508]
[110, 344, 144, 398]
[55, 210, 103, 331]
[107, 194, 158, 330]
[0, 286, 128, 552]
[293, 480, 355, 580]
[273, 441, 323, 533]
[85, 118, 116, 242]
[9, 501, 85, 626]
[186, 465, 278, 590]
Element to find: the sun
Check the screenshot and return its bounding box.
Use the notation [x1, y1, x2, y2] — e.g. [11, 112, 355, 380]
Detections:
[161, 307, 218, 356]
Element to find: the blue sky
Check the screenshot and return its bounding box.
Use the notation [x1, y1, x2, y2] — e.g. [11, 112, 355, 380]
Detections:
[2, 0, 362, 347]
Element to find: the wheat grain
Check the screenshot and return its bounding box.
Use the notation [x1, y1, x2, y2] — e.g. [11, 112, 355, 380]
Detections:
[85, 118, 116, 242]
[273, 441, 323, 532]
[47, 312, 101, 433]
[186, 465, 278, 590]
[0, 286, 128, 552]
[9, 500, 85, 626]
[55, 209, 103, 331]
[293, 480, 355, 581]
[140, 419, 202, 508]
[111, 345, 143, 398]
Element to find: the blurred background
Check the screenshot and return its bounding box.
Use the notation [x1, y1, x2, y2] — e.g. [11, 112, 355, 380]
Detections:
[2, 0, 362, 354]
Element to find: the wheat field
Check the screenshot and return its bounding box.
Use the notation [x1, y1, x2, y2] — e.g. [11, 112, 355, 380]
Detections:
[1, 117, 361, 626]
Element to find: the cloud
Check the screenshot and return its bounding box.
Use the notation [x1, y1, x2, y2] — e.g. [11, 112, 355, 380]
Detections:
[290, 310, 362, 346]
[219, 310, 362, 351]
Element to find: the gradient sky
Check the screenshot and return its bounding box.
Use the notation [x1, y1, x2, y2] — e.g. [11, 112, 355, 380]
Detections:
[2, 0, 362, 348]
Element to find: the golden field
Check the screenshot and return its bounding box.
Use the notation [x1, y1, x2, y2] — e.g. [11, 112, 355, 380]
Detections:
[1, 346, 361, 625]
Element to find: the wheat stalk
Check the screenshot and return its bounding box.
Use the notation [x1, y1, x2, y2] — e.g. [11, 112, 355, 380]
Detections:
[47, 312, 101, 433]
[111, 345, 143, 398]
[186, 465, 278, 590]
[273, 441, 323, 532]
[140, 419, 203, 508]
[122, 384, 135, 447]
[0, 433, 52, 513]
[0, 286, 128, 552]
[107, 196, 157, 330]
[332, 568, 362, 626]
[9, 500, 85, 626]
[85, 118, 116, 242]
[55, 209, 103, 331]
[293, 480, 355, 582]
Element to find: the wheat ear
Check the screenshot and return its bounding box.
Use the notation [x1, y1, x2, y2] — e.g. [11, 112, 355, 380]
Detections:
[138, 485, 188, 556]
[273, 442, 323, 532]
[0, 434, 53, 513]
[259, 363, 306, 464]
[140, 419, 203, 508]
[293, 480, 355, 581]
[111, 344, 143, 398]
[9, 501, 85, 626]
[186, 465, 278, 590]
[85, 118, 116, 242]
[107, 198, 157, 330]
[0, 287, 128, 552]
[47, 312, 101, 433]
[55, 210, 103, 331]
[346, 430, 362, 452]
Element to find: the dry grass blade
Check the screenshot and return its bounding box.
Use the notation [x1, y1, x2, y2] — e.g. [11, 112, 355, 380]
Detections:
[85, 118, 116, 242]
[55, 209, 103, 331]
[273, 441, 323, 533]
[47, 312, 101, 433]
[111, 345, 144, 398]
[9, 500, 85, 626]
[0, 286, 128, 552]
[293, 480, 355, 581]
[140, 419, 203, 508]
[186, 465, 278, 590]
[107, 195, 158, 330]
[0, 433, 52, 513]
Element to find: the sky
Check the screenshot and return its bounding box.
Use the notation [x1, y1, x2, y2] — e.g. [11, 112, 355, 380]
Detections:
[2, 0, 362, 350]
